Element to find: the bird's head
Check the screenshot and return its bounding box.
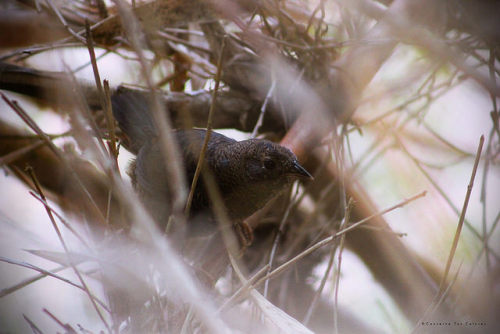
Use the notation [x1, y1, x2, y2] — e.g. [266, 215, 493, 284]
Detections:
[210, 137, 314, 222]
[240, 139, 313, 183]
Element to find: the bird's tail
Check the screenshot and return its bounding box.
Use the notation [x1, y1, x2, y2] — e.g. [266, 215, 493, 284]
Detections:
[0, 62, 156, 153]
[111, 87, 157, 153]
[0, 61, 99, 108]
[0, 61, 67, 103]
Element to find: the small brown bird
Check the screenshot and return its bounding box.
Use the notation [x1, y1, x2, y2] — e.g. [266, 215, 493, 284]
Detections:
[112, 88, 312, 238]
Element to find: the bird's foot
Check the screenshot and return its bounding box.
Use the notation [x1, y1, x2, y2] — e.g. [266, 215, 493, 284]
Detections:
[234, 221, 254, 248]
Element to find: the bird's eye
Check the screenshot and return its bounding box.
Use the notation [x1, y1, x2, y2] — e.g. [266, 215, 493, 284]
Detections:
[263, 158, 276, 170]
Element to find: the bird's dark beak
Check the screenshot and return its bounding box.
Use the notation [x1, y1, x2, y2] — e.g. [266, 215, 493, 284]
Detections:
[289, 160, 313, 180]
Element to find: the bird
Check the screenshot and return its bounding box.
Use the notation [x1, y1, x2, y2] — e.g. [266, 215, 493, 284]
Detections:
[0, 61, 312, 242]
[111, 87, 312, 242]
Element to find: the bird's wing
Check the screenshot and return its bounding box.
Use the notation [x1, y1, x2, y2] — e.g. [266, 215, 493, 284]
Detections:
[111, 87, 157, 154]
[174, 129, 236, 211]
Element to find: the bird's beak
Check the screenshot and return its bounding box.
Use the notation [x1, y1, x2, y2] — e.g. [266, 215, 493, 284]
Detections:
[289, 160, 314, 180]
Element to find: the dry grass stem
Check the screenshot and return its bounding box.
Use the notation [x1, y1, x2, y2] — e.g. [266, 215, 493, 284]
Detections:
[26, 167, 112, 333]
[439, 135, 485, 293]
[254, 191, 426, 288]
[185, 37, 227, 216]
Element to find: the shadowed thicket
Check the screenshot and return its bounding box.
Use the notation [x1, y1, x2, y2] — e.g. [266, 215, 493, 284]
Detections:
[0, 0, 499, 333]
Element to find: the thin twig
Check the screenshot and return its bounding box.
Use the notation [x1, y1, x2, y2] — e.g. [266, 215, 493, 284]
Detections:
[0, 256, 108, 310]
[412, 262, 463, 334]
[412, 136, 485, 329]
[438, 135, 484, 293]
[85, 20, 107, 139]
[251, 76, 276, 138]
[303, 237, 337, 325]
[302, 191, 348, 327]
[103, 80, 119, 170]
[112, 0, 188, 215]
[253, 191, 426, 289]
[481, 50, 499, 275]
[28, 191, 91, 250]
[26, 168, 111, 333]
[63, 63, 109, 159]
[343, 0, 500, 97]
[480, 131, 493, 274]
[263, 186, 298, 298]
[333, 131, 350, 331]
[452, 209, 500, 311]
[44, 0, 86, 44]
[0, 265, 65, 298]
[23, 314, 45, 334]
[185, 37, 226, 216]
[1, 93, 107, 224]
[488, 48, 500, 139]
[396, 134, 500, 260]
[43, 308, 78, 334]
[431, 262, 463, 319]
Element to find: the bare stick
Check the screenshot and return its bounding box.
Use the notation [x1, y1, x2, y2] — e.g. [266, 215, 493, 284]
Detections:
[396, 134, 500, 260]
[333, 198, 353, 334]
[306, 243, 337, 325]
[431, 262, 463, 319]
[103, 80, 119, 165]
[480, 131, 493, 274]
[0, 257, 108, 310]
[251, 76, 276, 138]
[412, 136, 485, 332]
[112, 0, 188, 215]
[23, 314, 44, 334]
[342, 0, 500, 97]
[26, 167, 111, 333]
[84, 19, 115, 163]
[45, 0, 86, 43]
[254, 191, 426, 288]
[1, 93, 107, 224]
[0, 265, 66, 298]
[438, 135, 484, 294]
[263, 187, 296, 298]
[412, 262, 463, 333]
[185, 37, 226, 216]
[85, 20, 106, 120]
[28, 191, 91, 250]
[482, 51, 498, 274]
[43, 308, 78, 333]
[303, 215, 340, 326]
[451, 209, 500, 310]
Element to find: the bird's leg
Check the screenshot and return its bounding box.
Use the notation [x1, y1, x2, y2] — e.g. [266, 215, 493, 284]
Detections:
[234, 221, 254, 248]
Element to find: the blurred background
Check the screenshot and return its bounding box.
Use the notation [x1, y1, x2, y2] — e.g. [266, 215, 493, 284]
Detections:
[0, 0, 499, 333]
